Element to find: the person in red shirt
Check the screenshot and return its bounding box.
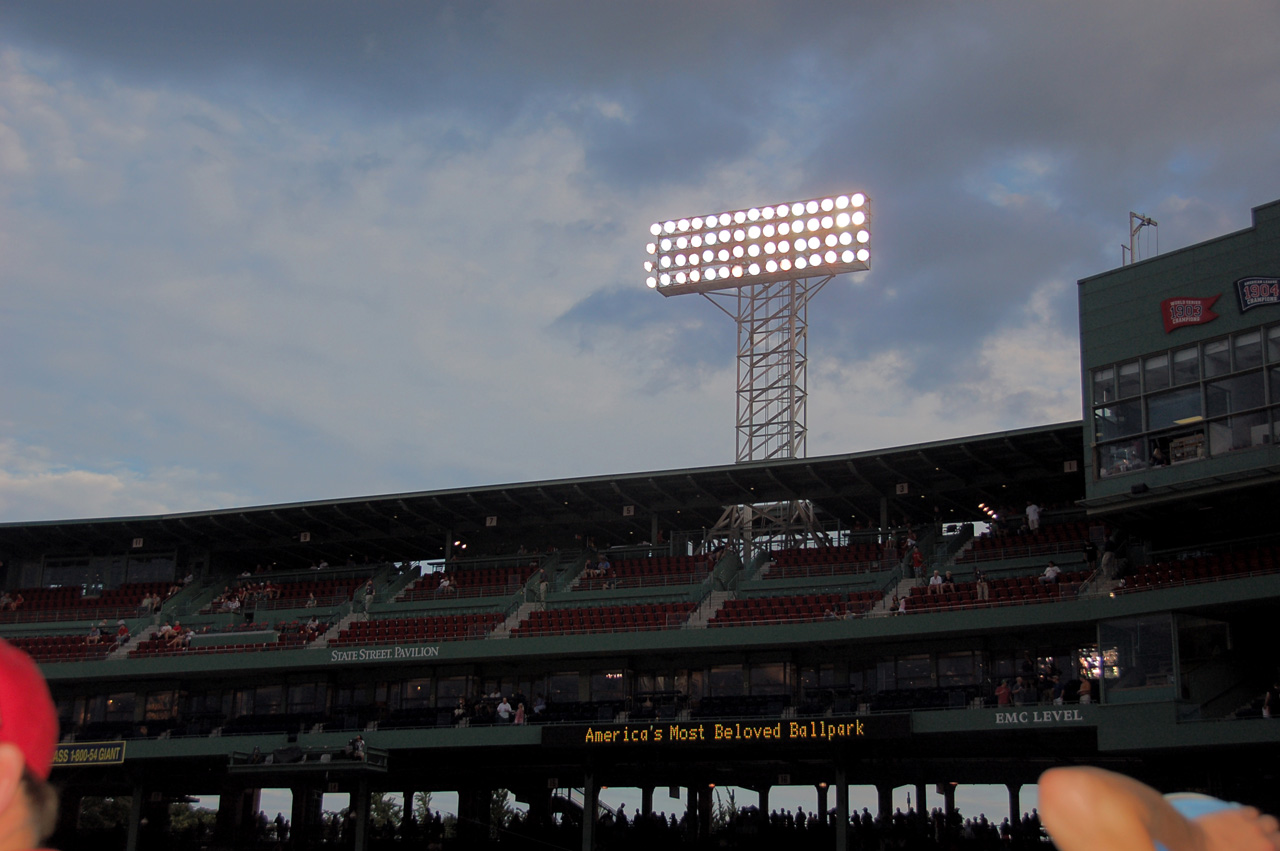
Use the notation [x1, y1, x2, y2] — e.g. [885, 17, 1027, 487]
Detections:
[0, 638, 60, 850]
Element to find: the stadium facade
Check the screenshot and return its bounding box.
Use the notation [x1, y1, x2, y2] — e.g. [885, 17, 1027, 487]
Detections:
[2, 201, 1280, 851]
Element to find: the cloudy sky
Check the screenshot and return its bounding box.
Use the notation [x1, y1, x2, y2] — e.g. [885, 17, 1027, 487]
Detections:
[2, 1, 1278, 522]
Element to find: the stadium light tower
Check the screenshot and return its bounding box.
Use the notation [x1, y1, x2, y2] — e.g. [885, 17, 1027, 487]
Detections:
[645, 193, 871, 462]
[644, 192, 871, 550]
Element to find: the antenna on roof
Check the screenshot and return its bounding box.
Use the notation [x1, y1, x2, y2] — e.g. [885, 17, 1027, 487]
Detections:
[1122, 212, 1158, 265]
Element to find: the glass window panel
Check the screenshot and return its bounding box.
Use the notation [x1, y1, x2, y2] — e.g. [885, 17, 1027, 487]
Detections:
[750, 662, 789, 695]
[895, 655, 933, 689]
[937, 652, 980, 687]
[1092, 368, 1115, 404]
[104, 692, 135, 722]
[435, 676, 471, 702]
[400, 678, 432, 709]
[287, 683, 325, 713]
[1117, 361, 1141, 398]
[1206, 372, 1265, 417]
[1094, 400, 1142, 440]
[800, 665, 834, 690]
[254, 684, 285, 715]
[1098, 616, 1173, 700]
[1173, 347, 1199, 385]
[591, 670, 625, 700]
[144, 691, 175, 720]
[1203, 339, 1230, 377]
[708, 665, 745, 696]
[1168, 430, 1206, 463]
[1096, 438, 1145, 477]
[1208, 411, 1269, 455]
[1268, 326, 1280, 363]
[1235, 331, 1263, 370]
[548, 672, 578, 703]
[1144, 354, 1170, 392]
[1147, 387, 1201, 431]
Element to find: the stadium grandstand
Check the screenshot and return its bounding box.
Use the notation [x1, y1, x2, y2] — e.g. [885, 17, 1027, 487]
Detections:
[3, 200, 1280, 851]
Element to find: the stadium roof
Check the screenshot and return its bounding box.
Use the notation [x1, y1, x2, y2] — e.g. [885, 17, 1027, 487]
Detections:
[0, 422, 1085, 565]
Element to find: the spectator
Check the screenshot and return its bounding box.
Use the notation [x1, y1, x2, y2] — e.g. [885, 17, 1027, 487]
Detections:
[0, 639, 61, 850]
[1041, 561, 1062, 584]
[995, 680, 1012, 706]
[941, 571, 956, 593]
[927, 571, 944, 595]
[86, 624, 102, 645]
[305, 592, 317, 608]
[975, 568, 990, 601]
[1025, 501, 1041, 532]
[1264, 682, 1279, 719]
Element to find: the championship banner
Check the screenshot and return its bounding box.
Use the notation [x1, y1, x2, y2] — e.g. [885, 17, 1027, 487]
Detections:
[1161, 295, 1219, 333]
[1235, 276, 1280, 313]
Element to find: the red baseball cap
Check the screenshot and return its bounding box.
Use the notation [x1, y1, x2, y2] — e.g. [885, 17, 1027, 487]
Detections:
[0, 639, 58, 779]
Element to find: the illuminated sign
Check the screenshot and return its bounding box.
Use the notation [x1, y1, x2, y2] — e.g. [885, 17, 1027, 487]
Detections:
[329, 645, 441, 663]
[542, 715, 909, 748]
[53, 741, 126, 768]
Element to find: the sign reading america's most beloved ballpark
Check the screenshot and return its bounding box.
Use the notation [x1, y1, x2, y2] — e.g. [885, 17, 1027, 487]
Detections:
[542, 715, 910, 748]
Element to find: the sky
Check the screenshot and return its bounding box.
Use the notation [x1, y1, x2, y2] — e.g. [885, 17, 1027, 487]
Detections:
[3, 1, 1279, 523]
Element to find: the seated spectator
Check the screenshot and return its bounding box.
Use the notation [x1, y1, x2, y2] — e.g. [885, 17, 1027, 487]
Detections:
[86, 624, 102, 645]
[533, 694, 547, 714]
[346, 734, 366, 761]
[1041, 561, 1062, 584]
[115, 621, 130, 644]
[928, 571, 944, 595]
[941, 571, 956, 593]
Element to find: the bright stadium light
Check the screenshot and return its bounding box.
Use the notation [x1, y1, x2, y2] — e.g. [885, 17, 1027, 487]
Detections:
[644, 192, 871, 296]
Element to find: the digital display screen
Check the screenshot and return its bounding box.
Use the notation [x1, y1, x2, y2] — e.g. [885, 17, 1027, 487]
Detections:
[542, 716, 909, 748]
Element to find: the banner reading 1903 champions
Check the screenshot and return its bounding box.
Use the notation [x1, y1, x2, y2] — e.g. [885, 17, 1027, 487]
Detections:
[542, 715, 910, 749]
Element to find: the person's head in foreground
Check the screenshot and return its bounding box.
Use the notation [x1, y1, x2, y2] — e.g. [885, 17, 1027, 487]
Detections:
[1040, 766, 1280, 851]
[0, 639, 59, 850]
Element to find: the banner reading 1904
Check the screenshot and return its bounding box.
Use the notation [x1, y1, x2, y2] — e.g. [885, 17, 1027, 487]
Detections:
[542, 715, 910, 748]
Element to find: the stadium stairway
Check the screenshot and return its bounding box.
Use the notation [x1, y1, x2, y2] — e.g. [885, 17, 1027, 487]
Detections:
[491, 600, 539, 638]
[309, 610, 363, 649]
[684, 590, 730, 628]
[874, 576, 919, 614]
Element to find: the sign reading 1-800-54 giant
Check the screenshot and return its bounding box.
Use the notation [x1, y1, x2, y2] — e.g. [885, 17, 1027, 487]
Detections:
[542, 716, 910, 748]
